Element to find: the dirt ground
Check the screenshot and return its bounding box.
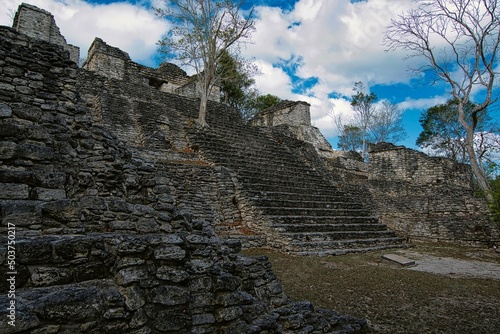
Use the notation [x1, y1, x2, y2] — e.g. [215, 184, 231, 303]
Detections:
[243, 242, 500, 334]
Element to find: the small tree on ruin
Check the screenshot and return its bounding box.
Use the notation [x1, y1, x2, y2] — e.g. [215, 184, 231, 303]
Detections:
[155, 0, 255, 127]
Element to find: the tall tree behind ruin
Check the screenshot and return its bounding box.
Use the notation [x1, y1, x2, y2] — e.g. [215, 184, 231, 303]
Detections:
[384, 0, 500, 196]
[417, 99, 499, 174]
[155, 0, 255, 127]
[369, 100, 407, 145]
[350, 81, 377, 160]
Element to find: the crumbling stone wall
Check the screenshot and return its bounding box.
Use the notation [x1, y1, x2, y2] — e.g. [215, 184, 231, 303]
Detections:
[12, 3, 79, 63]
[82, 38, 220, 102]
[251, 101, 335, 158]
[368, 143, 499, 245]
[0, 9, 367, 333]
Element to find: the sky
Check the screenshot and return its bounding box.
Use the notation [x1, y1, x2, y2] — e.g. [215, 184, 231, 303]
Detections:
[1, 0, 498, 151]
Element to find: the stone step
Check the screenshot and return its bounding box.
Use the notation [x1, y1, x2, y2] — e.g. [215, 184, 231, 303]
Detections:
[269, 215, 380, 225]
[242, 183, 345, 196]
[261, 207, 371, 217]
[285, 237, 406, 252]
[290, 244, 408, 256]
[254, 199, 365, 210]
[272, 223, 388, 233]
[280, 230, 398, 242]
[246, 190, 362, 203]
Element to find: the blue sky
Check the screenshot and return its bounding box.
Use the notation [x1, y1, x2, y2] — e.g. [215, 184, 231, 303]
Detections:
[1, 0, 498, 151]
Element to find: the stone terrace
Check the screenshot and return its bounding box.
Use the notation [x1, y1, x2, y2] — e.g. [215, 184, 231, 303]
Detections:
[187, 106, 405, 255]
[0, 12, 368, 333]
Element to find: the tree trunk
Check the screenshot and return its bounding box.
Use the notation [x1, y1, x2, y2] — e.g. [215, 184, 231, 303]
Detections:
[196, 81, 209, 127]
[458, 105, 492, 201]
[197, 95, 209, 127]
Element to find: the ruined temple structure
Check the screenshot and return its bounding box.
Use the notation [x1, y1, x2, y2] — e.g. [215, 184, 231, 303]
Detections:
[0, 3, 498, 333]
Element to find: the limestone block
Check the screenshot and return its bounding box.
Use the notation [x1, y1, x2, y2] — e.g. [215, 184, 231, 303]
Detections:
[103, 307, 129, 319]
[0, 103, 12, 118]
[16, 143, 54, 161]
[153, 245, 186, 261]
[149, 309, 190, 332]
[116, 267, 148, 285]
[53, 237, 92, 260]
[16, 238, 52, 264]
[135, 218, 158, 233]
[190, 292, 215, 308]
[33, 188, 66, 201]
[147, 285, 188, 306]
[214, 272, 241, 292]
[187, 259, 213, 274]
[31, 267, 73, 287]
[119, 285, 146, 311]
[156, 265, 189, 282]
[116, 257, 145, 269]
[214, 306, 243, 322]
[2, 203, 42, 227]
[0, 182, 29, 199]
[192, 313, 216, 326]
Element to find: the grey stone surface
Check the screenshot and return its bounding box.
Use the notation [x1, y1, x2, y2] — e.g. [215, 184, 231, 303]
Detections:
[0, 3, 495, 333]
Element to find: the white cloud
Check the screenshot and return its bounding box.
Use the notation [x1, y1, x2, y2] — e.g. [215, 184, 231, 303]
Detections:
[398, 95, 449, 111]
[0, 0, 167, 66]
[1, 0, 452, 147]
[241, 0, 423, 138]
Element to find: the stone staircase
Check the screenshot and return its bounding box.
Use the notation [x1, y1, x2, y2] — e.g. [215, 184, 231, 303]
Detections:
[186, 103, 405, 255]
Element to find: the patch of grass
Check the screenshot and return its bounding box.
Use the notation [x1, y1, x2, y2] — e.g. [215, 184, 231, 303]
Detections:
[243, 244, 500, 334]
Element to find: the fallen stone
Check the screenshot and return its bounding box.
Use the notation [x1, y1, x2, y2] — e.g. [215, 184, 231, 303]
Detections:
[382, 254, 416, 266]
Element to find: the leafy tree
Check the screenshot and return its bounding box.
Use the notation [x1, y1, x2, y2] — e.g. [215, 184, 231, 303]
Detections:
[369, 101, 407, 144]
[248, 94, 281, 112]
[332, 84, 407, 156]
[338, 125, 363, 152]
[350, 81, 377, 160]
[384, 0, 500, 196]
[488, 175, 500, 222]
[217, 50, 257, 107]
[417, 99, 481, 163]
[155, 0, 255, 127]
[417, 99, 499, 178]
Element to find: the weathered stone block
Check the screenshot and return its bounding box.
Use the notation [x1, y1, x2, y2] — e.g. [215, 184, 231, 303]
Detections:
[0, 182, 29, 199]
[119, 285, 146, 311]
[31, 267, 73, 287]
[147, 285, 188, 306]
[135, 218, 158, 233]
[0, 102, 12, 118]
[156, 265, 189, 282]
[214, 306, 243, 322]
[0, 141, 17, 159]
[33, 188, 66, 201]
[116, 267, 148, 285]
[153, 245, 186, 261]
[192, 313, 216, 326]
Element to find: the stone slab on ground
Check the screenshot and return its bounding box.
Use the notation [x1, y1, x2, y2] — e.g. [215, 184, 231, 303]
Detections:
[382, 254, 416, 266]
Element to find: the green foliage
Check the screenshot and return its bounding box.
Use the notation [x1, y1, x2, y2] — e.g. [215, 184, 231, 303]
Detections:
[488, 176, 500, 222]
[338, 125, 363, 152]
[249, 94, 281, 112]
[416, 99, 486, 163]
[351, 81, 377, 112]
[217, 50, 255, 107]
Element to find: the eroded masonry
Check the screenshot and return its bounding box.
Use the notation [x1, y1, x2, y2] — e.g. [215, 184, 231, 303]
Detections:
[0, 3, 498, 334]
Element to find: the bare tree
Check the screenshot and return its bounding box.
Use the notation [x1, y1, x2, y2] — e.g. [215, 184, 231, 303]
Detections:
[330, 111, 362, 152]
[155, 0, 255, 127]
[384, 0, 500, 195]
[369, 100, 407, 144]
[351, 81, 377, 160]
